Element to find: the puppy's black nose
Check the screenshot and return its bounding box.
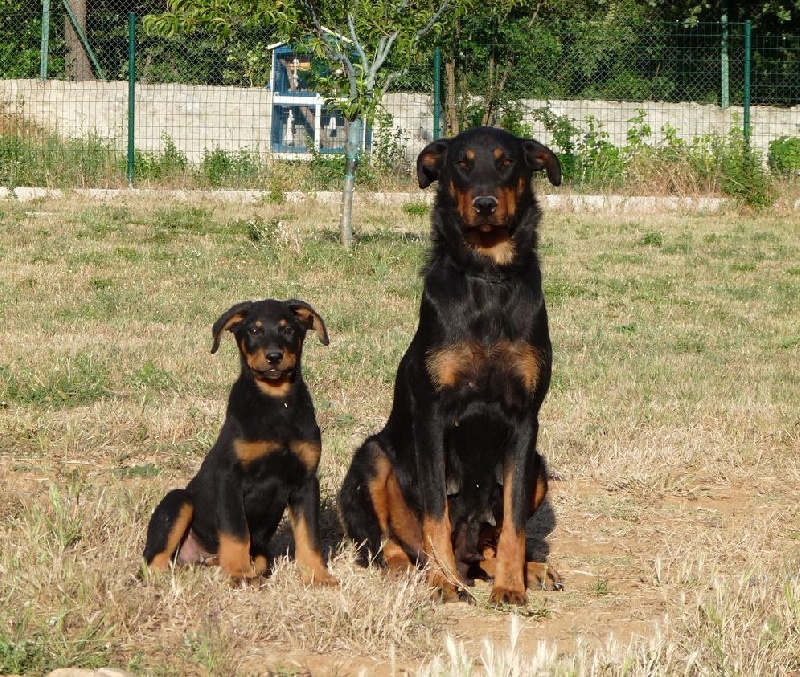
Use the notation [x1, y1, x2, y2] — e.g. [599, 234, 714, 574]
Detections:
[266, 351, 283, 365]
[472, 196, 498, 215]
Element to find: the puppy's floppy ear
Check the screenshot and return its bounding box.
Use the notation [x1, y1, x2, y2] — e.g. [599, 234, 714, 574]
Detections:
[286, 300, 329, 346]
[416, 139, 449, 188]
[211, 301, 252, 354]
[522, 139, 562, 186]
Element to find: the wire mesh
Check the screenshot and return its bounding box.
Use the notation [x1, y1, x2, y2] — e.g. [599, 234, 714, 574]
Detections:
[1, 4, 798, 187]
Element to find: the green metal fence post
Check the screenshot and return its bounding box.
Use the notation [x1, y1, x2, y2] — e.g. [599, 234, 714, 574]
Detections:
[127, 13, 136, 186]
[40, 0, 51, 79]
[433, 46, 442, 139]
[743, 20, 751, 142]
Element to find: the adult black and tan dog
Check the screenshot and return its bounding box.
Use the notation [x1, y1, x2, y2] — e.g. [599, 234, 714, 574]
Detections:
[338, 126, 562, 605]
[143, 298, 337, 586]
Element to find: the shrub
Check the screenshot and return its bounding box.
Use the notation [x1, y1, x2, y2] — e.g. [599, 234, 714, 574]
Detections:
[768, 136, 800, 177]
[134, 133, 188, 180]
[200, 147, 263, 187]
[530, 106, 777, 205]
[716, 127, 775, 209]
[371, 109, 412, 176]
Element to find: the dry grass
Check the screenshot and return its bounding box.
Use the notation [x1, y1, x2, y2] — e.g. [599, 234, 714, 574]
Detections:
[0, 192, 798, 675]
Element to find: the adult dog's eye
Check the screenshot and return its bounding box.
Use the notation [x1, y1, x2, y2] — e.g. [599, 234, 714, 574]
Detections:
[457, 160, 471, 172]
[500, 158, 514, 168]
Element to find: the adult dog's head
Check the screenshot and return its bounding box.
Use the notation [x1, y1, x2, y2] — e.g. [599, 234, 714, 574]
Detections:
[417, 126, 561, 267]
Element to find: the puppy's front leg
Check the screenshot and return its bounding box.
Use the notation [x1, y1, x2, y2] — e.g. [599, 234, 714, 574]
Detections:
[216, 476, 255, 580]
[288, 475, 338, 586]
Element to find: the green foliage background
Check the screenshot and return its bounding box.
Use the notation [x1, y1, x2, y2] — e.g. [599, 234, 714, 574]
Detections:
[1, 0, 797, 106]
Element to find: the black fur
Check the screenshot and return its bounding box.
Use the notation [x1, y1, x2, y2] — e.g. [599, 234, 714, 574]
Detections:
[339, 127, 563, 605]
[143, 299, 337, 586]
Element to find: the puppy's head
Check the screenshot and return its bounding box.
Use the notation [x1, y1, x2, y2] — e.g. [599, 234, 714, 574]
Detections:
[417, 127, 561, 264]
[211, 299, 328, 391]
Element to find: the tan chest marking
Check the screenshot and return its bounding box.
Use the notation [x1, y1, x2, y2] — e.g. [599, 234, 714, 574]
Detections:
[426, 340, 543, 393]
[290, 440, 321, 472]
[426, 341, 484, 390]
[465, 231, 515, 265]
[234, 439, 321, 471]
[233, 439, 282, 465]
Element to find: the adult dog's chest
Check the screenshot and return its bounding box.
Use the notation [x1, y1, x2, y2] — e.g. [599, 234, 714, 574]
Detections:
[424, 273, 546, 404]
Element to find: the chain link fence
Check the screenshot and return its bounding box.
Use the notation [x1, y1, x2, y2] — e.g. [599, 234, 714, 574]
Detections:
[1, 2, 798, 188]
[439, 19, 799, 186]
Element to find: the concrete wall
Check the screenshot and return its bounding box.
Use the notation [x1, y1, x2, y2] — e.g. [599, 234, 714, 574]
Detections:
[1, 79, 273, 163]
[2, 78, 798, 165]
[521, 99, 800, 160]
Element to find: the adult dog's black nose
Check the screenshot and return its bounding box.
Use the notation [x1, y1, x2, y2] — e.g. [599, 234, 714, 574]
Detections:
[266, 350, 283, 365]
[472, 195, 498, 215]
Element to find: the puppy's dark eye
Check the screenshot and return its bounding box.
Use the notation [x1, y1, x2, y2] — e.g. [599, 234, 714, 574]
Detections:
[282, 325, 295, 336]
[248, 326, 261, 336]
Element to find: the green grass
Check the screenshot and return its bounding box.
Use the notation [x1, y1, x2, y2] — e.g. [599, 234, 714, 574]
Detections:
[0, 352, 112, 408]
[0, 194, 798, 675]
[3, 117, 798, 206]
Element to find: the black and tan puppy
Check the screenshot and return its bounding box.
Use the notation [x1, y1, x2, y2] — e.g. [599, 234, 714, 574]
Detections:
[143, 298, 337, 586]
[338, 126, 562, 605]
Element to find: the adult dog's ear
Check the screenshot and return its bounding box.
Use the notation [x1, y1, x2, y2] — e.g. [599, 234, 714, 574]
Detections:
[416, 139, 449, 188]
[286, 300, 329, 346]
[522, 139, 562, 186]
[211, 301, 252, 354]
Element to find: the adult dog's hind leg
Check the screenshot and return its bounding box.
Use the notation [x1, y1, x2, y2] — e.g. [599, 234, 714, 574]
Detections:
[338, 439, 386, 563]
[523, 457, 562, 591]
[143, 489, 193, 570]
[338, 438, 423, 569]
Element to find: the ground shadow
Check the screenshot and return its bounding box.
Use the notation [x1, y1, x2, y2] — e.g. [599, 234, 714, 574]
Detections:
[527, 495, 557, 562]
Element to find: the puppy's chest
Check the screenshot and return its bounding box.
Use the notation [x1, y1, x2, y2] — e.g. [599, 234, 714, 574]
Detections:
[232, 435, 320, 479]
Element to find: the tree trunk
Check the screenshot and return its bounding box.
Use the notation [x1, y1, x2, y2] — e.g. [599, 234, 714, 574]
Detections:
[339, 116, 363, 250]
[445, 60, 458, 136]
[65, 0, 93, 81]
[482, 56, 496, 126]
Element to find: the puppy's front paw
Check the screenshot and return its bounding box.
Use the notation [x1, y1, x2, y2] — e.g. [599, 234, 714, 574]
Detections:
[218, 535, 254, 581]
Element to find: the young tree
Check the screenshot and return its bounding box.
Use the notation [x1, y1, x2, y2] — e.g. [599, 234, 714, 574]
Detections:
[145, 0, 448, 249]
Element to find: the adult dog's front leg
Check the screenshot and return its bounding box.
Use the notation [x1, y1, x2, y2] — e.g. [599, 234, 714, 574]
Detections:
[415, 416, 467, 601]
[490, 423, 540, 606]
